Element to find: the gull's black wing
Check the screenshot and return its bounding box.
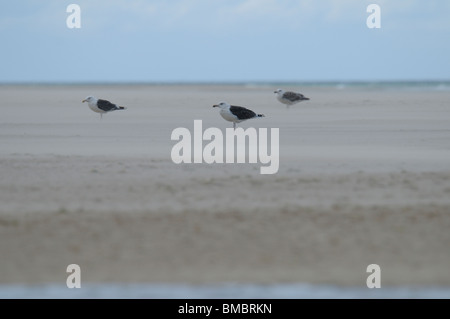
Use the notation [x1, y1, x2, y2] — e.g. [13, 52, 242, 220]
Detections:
[97, 99, 118, 112]
[230, 105, 257, 120]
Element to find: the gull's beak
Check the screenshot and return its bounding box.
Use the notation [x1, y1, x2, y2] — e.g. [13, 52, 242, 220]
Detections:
[303, 97, 310, 101]
[213, 105, 218, 108]
[273, 91, 277, 93]
[82, 99, 86, 103]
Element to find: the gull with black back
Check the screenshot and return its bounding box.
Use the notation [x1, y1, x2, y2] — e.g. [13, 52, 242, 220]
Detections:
[82, 96, 127, 119]
[213, 102, 265, 129]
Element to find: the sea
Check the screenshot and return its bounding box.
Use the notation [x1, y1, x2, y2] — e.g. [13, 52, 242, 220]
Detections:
[1, 80, 450, 92]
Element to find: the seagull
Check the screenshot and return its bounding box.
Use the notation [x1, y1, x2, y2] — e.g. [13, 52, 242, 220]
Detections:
[82, 96, 127, 118]
[274, 89, 310, 108]
[213, 102, 265, 129]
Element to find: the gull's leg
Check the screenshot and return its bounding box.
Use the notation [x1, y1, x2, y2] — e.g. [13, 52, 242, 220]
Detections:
[233, 122, 236, 129]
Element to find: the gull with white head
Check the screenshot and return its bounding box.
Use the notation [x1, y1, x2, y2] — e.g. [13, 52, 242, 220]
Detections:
[82, 96, 127, 118]
[213, 102, 265, 129]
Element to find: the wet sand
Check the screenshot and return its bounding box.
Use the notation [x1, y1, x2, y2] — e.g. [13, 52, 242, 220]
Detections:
[1, 84, 450, 288]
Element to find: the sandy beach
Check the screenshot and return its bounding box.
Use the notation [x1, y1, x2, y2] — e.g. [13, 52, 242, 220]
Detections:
[1, 84, 450, 293]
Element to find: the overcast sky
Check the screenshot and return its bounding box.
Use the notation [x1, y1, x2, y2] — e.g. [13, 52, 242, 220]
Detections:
[1, 0, 449, 83]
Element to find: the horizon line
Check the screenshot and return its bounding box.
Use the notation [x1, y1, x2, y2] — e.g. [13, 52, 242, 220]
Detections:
[1, 79, 450, 86]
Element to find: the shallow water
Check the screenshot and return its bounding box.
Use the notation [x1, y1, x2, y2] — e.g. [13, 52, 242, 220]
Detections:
[1, 283, 450, 299]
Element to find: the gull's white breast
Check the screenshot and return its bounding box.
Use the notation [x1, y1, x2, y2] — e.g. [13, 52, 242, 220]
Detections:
[220, 109, 240, 123]
[88, 103, 106, 114]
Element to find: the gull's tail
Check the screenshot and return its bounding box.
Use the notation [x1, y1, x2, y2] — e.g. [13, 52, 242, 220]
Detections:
[118, 106, 127, 110]
[257, 114, 265, 118]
